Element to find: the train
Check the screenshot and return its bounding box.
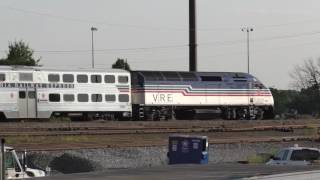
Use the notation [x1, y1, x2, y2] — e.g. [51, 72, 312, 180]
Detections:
[0, 66, 274, 121]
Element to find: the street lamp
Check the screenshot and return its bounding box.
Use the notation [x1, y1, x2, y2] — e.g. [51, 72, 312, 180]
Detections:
[91, 27, 98, 68]
[241, 27, 253, 74]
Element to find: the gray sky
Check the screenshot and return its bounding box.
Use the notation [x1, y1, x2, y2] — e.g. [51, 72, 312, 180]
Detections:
[1, 0, 320, 89]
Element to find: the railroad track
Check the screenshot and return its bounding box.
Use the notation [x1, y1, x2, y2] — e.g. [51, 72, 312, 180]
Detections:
[2, 119, 320, 151]
[0, 123, 317, 137]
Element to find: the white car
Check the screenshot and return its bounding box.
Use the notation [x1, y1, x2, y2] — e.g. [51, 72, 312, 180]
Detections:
[1, 146, 46, 179]
[266, 144, 320, 166]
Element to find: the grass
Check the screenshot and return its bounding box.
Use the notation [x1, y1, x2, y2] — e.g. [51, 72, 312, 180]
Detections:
[49, 116, 71, 123]
[247, 153, 273, 164]
[247, 147, 278, 164]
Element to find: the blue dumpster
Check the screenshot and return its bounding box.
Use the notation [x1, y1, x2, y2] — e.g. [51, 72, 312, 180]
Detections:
[167, 135, 208, 164]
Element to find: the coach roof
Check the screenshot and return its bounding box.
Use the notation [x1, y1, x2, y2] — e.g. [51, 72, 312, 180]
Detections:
[0, 66, 129, 73]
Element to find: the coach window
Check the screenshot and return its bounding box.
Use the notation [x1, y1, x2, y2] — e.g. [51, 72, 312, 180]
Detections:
[105, 94, 116, 102]
[63, 94, 75, 102]
[28, 91, 35, 99]
[19, 73, 33, 81]
[0, 74, 5, 81]
[63, 74, 74, 83]
[19, 91, 26, 99]
[49, 94, 60, 102]
[78, 94, 88, 102]
[48, 74, 60, 82]
[91, 75, 102, 83]
[91, 94, 102, 102]
[119, 94, 129, 102]
[118, 76, 128, 83]
[105, 75, 115, 83]
[77, 74, 88, 83]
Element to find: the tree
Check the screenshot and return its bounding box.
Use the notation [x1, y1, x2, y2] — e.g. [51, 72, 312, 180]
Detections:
[112, 58, 131, 71]
[0, 40, 40, 66]
[290, 59, 320, 115]
[270, 88, 299, 115]
[290, 59, 320, 90]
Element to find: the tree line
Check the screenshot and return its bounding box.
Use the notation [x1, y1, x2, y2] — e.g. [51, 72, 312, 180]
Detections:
[272, 59, 320, 118]
[0, 40, 130, 70]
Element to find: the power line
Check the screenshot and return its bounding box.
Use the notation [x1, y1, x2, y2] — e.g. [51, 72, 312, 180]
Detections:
[1, 5, 187, 32]
[0, 44, 188, 53]
[2, 29, 320, 54]
[200, 30, 320, 47]
[5, 5, 320, 33]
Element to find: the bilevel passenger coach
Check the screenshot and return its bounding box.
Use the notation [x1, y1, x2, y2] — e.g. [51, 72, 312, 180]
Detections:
[0, 66, 131, 120]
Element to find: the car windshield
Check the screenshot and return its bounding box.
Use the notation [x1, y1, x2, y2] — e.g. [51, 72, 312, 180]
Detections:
[274, 150, 285, 160]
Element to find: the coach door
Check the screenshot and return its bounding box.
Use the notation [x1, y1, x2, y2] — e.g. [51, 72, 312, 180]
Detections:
[18, 87, 37, 119]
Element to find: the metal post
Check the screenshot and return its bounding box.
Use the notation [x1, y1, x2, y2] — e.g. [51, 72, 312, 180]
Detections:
[1, 139, 5, 180]
[241, 27, 253, 74]
[189, 0, 197, 72]
[91, 27, 98, 69]
[247, 30, 250, 74]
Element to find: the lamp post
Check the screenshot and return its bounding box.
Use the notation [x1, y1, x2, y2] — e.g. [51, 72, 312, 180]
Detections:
[241, 27, 253, 74]
[91, 27, 98, 68]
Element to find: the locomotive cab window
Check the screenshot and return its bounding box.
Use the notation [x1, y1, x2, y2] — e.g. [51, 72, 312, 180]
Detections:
[91, 75, 102, 83]
[77, 74, 88, 83]
[48, 74, 60, 82]
[118, 76, 128, 83]
[119, 94, 129, 102]
[105, 94, 116, 102]
[49, 94, 60, 102]
[105, 75, 115, 83]
[201, 76, 222, 82]
[91, 94, 102, 102]
[63, 74, 74, 83]
[0, 74, 5, 81]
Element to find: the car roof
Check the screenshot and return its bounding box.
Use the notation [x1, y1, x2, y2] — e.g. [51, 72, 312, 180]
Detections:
[282, 147, 320, 151]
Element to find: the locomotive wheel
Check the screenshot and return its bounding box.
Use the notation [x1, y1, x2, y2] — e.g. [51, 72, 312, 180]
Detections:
[255, 108, 264, 120]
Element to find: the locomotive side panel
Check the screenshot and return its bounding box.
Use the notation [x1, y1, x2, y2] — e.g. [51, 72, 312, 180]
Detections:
[131, 71, 274, 120]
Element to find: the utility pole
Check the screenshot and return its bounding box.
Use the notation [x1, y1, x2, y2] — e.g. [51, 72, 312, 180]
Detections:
[0, 139, 5, 180]
[189, 0, 197, 72]
[91, 27, 98, 68]
[241, 27, 253, 74]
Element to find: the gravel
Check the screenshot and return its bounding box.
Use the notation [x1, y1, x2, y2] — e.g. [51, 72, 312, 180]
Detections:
[24, 140, 320, 174]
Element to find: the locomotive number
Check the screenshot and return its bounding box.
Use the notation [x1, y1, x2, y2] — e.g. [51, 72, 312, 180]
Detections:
[152, 93, 173, 103]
